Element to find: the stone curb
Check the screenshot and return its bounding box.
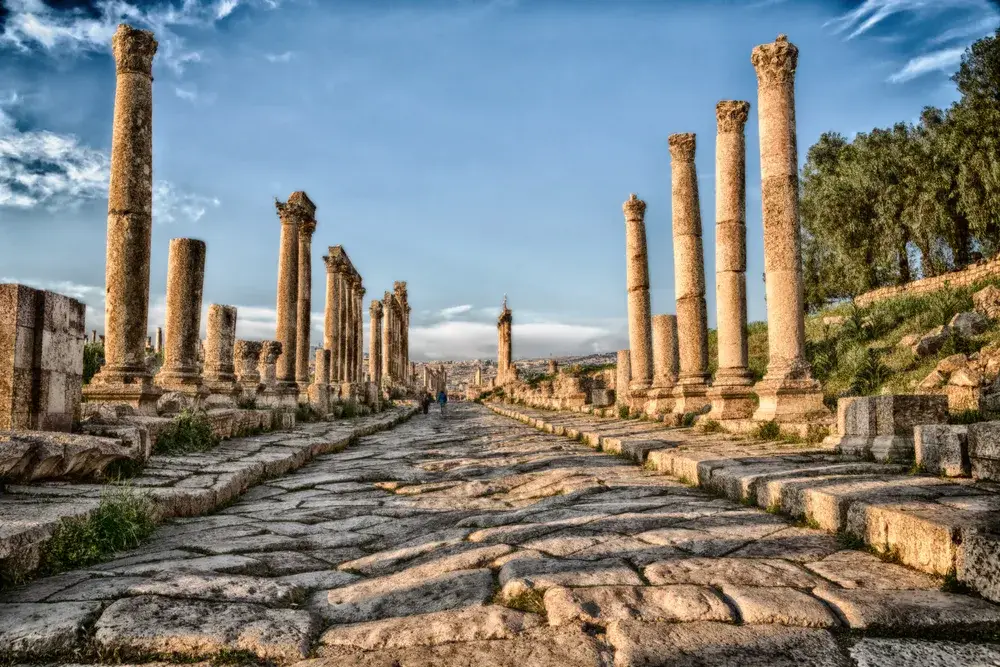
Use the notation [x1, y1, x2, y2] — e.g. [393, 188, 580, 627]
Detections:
[1, 405, 419, 587]
[487, 402, 1000, 604]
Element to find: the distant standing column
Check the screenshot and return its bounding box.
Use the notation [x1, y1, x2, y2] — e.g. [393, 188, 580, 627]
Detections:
[709, 101, 756, 419]
[259, 341, 282, 388]
[155, 238, 207, 395]
[497, 298, 512, 383]
[84, 24, 161, 412]
[751, 34, 828, 421]
[323, 252, 341, 385]
[337, 274, 351, 383]
[356, 283, 366, 383]
[154, 327, 163, 354]
[668, 134, 711, 414]
[274, 196, 301, 389]
[203, 304, 238, 395]
[622, 194, 653, 392]
[295, 217, 317, 386]
[234, 340, 263, 399]
[370, 300, 383, 385]
[382, 291, 392, 381]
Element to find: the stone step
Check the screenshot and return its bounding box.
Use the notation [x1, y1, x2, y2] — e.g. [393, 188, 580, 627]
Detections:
[0, 406, 418, 587]
[489, 402, 1000, 604]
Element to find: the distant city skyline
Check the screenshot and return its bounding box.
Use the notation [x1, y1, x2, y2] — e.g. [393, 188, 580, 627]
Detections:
[1, 0, 997, 360]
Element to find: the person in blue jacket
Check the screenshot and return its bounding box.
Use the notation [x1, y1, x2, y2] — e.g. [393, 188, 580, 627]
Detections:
[437, 389, 448, 415]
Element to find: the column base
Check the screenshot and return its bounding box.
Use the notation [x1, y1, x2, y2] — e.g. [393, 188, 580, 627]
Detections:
[706, 384, 757, 420]
[672, 382, 711, 415]
[752, 376, 830, 423]
[203, 377, 239, 397]
[643, 385, 676, 416]
[258, 385, 298, 409]
[155, 368, 210, 399]
[307, 384, 330, 414]
[82, 378, 163, 417]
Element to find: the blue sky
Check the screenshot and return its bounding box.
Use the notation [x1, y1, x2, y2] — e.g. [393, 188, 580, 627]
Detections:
[0, 0, 997, 361]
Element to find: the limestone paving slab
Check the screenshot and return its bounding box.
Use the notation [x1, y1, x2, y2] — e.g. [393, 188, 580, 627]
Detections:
[0, 601, 102, 659]
[544, 584, 733, 627]
[849, 638, 1000, 666]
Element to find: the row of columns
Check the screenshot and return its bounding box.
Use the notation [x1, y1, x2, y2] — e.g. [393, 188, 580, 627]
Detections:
[322, 246, 367, 387]
[380, 282, 410, 384]
[620, 34, 826, 423]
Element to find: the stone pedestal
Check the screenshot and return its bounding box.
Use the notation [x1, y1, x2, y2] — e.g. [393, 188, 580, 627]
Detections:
[0, 284, 86, 432]
[84, 24, 162, 414]
[751, 35, 828, 423]
[258, 340, 293, 408]
[622, 194, 653, 392]
[824, 395, 948, 462]
[155, 238, 208, 398]
[203, 304, 238, 395]
[668, 134, 711, 415]
[708, 101, 756, 420]
[234, 340, 263, 401]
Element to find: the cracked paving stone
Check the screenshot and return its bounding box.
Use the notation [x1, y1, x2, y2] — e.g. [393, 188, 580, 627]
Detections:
[127, 572, 302, 604]
[804, 550, 941, 590]
[721, 585, 840, 628]
[498, 557, 643, 597]
[644, 557, 821, 587]
[0, 601, 102, 659]
[94, 594, 318, 661]
[849, 638, 1000, 666]
[544, 584, 733, 627]
[813, 587, 1000, 631]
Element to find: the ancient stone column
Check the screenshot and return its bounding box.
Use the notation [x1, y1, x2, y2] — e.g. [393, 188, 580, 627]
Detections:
[708, 101, 756, 420]
[668, 134, 711, 414]
[381, 291, 393, 381]
[622, 194, 653, 393]
[234, 339, 263, 399]
[651, 313, 679, 391]
[357, 284, 366, 383]
[295, 217, 317, 386]
[474, 367, 483, 386]
[348, 276, 360, 383]
[203, 304, 238, 395]
[92, 330, 98, 344]
[497, 298, 512, 383]
[259, 340, 282, 388]
[274, 194, 307, 390]
[548, 360, 558, 375]
[370, 300, 383, 385]
[154, 326, 163, 354]
[155, 238, 207, 395]
[308, 348, 330, 413]
[323, 251, 342, 385]
[84, 24, 161, 412]
[338, 274, 351, 384]
[615, 349, 631, 409]
[751, 34, 828, 421]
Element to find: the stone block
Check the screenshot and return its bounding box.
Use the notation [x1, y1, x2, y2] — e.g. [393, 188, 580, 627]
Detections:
[0, 284, 85, 433]
[828, 395, 948, 461]
[914, 425, 970, 477]
[968, 421, 1000, 461]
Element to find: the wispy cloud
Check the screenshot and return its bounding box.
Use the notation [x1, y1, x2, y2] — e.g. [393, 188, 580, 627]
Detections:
[264, 50, 294, 63]
[0, 0, 285, 75]
[889, 46, 968, 82]
[0, 93, 219, 222]
[825, 0, 984, 40]
[409, 319, 623, 361]
[439, 304, 473, 318]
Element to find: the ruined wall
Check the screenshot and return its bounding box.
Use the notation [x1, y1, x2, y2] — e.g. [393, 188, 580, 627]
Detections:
[855, 255, 1000, 307]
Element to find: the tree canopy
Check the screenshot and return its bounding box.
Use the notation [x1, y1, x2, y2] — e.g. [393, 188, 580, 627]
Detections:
[800, 29, 1000, 311]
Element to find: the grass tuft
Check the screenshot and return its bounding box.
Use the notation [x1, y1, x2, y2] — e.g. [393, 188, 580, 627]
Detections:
[752, 420, 781, 441]
[700, 419, 723, 434]
[154, 409, 220, 455]
[500, 588, 546, 615]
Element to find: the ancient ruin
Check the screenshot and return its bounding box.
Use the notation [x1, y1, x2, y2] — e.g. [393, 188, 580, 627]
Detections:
[154, 238, 208, 397]
[202, 304, 238, 395]
[622, 194, 653, 394]
[496, 295, 514, 384]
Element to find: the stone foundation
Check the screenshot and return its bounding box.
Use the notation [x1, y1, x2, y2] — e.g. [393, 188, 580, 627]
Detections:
[0, 284, 86, 433]
[824, 395, 949, 461]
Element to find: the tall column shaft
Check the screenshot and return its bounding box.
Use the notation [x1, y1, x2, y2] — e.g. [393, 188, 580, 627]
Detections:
[295, 221, 316, 385]
[370, 301, 382, 385]
[89, 25, 158, 395]
[315, 349, 330, 387]
[323, 255, 340, 385]
[155, 238, 206, 393]
[275, 209, 299, 387]
[381, 293, 392, 381]
[622, 194, 653, 391]
[615, 349, 631, 407]
[751, 34, 828, 422]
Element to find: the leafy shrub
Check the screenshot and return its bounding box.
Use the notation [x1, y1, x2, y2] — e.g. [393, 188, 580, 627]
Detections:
[296, 403, 323, 423]
[700, 419, 723, 434]
[39, 485, 156, 575]
[83, 341, 105, 384]
[848, 349, 892, 396]
[752, 420, 781, 440]
[154, 410, 219, 455]
[618, 405, 630, 419]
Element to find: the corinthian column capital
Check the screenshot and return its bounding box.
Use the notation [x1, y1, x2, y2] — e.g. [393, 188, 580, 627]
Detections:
[716, 100, 751, 134]
[622, 193, 646, 222]
[668, 133, 697, 162]
[751, 34, 798, 87]
[112, 24, 157, 75]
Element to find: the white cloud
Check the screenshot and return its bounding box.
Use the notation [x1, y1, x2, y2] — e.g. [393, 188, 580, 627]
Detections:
[825, 0, 990, 40]
[174, 86, 198, 101]
[439, 304, 473, 318]
[264, 51, 294, 63]
[0, 0, 284, 75]
[408, 319, 625, 361]
[0, 93, 219, 221]
[888, 46, 968, 82]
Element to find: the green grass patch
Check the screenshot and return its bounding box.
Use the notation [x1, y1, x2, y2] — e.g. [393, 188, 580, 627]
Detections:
[949, 409, 985, 425]
[680, 412, 698, 428]
[499, 588, 546, 615]
[837, 531, 866, 550]
[700, 419, 724, 434]
[295, 403, 324, 423]
[38, 485, 157, 577]
[82, 341, 105, 385]
[752, 420, 781, 441]
[154, 410, 220, 455]
[618, 404, 630, 419]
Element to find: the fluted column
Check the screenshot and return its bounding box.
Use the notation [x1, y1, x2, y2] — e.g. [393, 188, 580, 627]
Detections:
[155, 238, 207, 395]
[669, 134, 711, 414]
[84, 25, 161, 411]
[709, 101, 756, 419]
[203, 304, 238, 395]
[295, 218, 317, 386]
[751, 34, 828, 422]
[370, 300, 383, 385]
[622, 194, 653, 392]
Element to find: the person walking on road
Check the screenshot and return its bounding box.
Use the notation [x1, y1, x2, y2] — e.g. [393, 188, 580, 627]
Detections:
[420, 391, 432, 415]
[437, 389, 448, 416]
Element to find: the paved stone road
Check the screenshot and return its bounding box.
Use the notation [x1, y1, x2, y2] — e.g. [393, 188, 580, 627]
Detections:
[3, 403, 1000, 666]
